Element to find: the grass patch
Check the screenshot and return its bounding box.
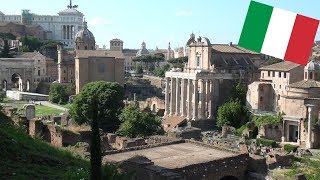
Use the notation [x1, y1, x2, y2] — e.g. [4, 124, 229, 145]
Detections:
[256, 138, 277, 148]
[60, 103, 72, 109]
[284, 144, 299, 153]
[0, 117, 89, 179]
[35, 104, 64, 116]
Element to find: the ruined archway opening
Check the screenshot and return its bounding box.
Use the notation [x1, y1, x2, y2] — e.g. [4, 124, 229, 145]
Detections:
[11, 73, 23, 91]
[220, 176, 239, 180]
[2, 80, 7, 91]
[152, 104, 156, 113]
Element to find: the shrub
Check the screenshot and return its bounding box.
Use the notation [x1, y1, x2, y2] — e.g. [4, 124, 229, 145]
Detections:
[236, 124, 247, 136]
[256, 138, 277, 148]
[284, 144, 299, 153]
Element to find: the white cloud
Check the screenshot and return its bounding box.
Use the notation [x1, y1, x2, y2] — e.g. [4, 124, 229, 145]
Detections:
[175, 10, 193, 17]
[88, 17, 112, 26]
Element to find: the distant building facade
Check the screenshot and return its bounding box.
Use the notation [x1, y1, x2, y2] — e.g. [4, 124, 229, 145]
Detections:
[57, 20, 125, 94]
[0, 1, 84, 48]
[247, 61, 320, 148]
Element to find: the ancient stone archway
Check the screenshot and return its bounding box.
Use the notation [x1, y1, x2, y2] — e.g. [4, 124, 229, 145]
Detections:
[152, 104, 157, 113]
[11, 73, 23, 91]
[26, 79, 31, 92]
[220, 176, 239, 180]
[2, 80, 7, 91]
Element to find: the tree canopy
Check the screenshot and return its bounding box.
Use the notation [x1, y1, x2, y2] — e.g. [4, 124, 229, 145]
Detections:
[0, 32, 16, 40]
[167, 56, 188, 69]
[0, 40, 12, 58]
[69, 81, 124, 132]
[49, 83, 69, 105]
[153, 64, 171, 78]
[117, 105, 164, 138]
[21, 36, 41, 52]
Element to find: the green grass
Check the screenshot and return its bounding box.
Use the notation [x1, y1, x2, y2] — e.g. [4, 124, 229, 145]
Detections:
[60, 103, 72, 109]
[35, 105, 64, 116]
[0, 115, 89, 179]
[270, 154, 320, 180]
[0, 113, 128, 180]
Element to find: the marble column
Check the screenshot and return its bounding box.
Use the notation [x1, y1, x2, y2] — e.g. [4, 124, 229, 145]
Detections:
[200, 79, 206, 119]
[207, 80, 213, 119]
[192, 79, 199, 120]
[170, 78, 176, 116]
[175, 78, 181, 116]
[181, 79, 187, 117]
[164, 77, 170, 116]
[306, 106, 313, 149]
[187, 79, 192, 120]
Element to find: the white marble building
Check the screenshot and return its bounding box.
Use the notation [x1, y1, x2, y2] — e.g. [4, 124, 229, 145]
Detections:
[0, 1, 84, 48]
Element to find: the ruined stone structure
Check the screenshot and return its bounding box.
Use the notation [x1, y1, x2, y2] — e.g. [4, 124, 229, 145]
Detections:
[103, 140, 250, 180]
[0, 1, 84, 48]
[165, 34, 262, 127]
[16, 52, 50, 84]
[0, 22, 47, 40]
[0, 58, 34, 92]
[247, 61, 320, 148]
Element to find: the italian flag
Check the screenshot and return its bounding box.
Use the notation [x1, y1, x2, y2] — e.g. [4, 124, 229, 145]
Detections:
[239, 1, 319, 65]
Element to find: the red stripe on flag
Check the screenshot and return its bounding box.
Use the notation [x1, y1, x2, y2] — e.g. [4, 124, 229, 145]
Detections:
[284, 15, 319, 65]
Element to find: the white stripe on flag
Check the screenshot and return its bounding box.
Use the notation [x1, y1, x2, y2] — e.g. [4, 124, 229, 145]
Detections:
[261, 8, 297, 59]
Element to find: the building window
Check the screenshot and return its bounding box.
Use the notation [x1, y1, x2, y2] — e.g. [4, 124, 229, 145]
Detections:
[64, 70, 66, 73]
[64, 77, 66, 81]
[305, 72, 307, 79]
[268, 71, 270, 77]
[272, 71, 275, 77]
[260, 86, 264, 91]
[85, 46, 88, 50]
[260, 97, 263, 102]
[310, 72, 313, 79]
[279, 72, 281, 78]
[284, 72, 287, 78]
[196, 56, 200, 67]
[279, 85, 281, 89]
[38, 69, 40, 76]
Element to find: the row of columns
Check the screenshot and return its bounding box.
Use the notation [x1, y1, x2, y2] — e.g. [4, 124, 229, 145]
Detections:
[62, 25, 74, 40]
[165, 77, 217, 120]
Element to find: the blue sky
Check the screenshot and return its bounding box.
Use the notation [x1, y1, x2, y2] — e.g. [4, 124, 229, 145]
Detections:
[1, 0, 320, 49]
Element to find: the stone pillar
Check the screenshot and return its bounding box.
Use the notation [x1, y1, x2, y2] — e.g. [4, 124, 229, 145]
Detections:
[298, 120, 301, 145]
[200, 79, 206, 119]
[170, 78, 176, 116]
[207, 80, 213, 119]
[187, 79, 192, 120]
[306, 106, 313, 149]
[281, 120, 285, 142]
[192, 79, 199, 121]
[175, 78, 181, 116]
[181, 79, 187, 117]
[164, 77, 170, 116]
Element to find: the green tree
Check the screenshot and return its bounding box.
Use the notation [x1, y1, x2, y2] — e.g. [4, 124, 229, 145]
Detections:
[217, 100, 243, 128]
[153, 64, 171, 78]
[117, 106, 164, 138]
[21, 36, 41, 52]
[0, 32, 16, 40]
[168, 56, 188, 69]
[69, 81, 124, 180]
[0, 40, 12, 58]
[135, 63, 143, 74]
[230, 82, 247, 106]
[66, 83, 76, 96]
[49, 83, 68, 104]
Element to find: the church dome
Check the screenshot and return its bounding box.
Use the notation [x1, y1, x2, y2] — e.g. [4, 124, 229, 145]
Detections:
[136, 41, 150, 57]
[304, 60, 320, 71]
[75, 20, 95, 43]
[58, 8, 83, 16]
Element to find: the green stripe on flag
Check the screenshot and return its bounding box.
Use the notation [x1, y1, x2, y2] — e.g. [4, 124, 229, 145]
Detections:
[238, 1, 274, 52]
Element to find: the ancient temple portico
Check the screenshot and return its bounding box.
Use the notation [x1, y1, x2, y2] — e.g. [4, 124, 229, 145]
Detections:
[164, 71, 220, 121]
[164, 34, 259, 125]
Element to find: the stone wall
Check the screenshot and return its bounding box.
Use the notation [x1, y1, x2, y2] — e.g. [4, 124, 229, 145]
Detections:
[258, 124, 282, 141]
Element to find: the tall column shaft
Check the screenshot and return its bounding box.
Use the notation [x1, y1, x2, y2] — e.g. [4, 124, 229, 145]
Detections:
[181, 79, 187, 117]
[200, 79, 206, 119]
[170, 78, 176, 116]
[208, 80, 213, 119]
[164, 77, 170, 116]
[187, 79, 192, 120]
[192, 79, 199, 120]
[175, 78, 181, 115]
[307, 107, 313, 148]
